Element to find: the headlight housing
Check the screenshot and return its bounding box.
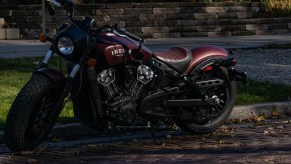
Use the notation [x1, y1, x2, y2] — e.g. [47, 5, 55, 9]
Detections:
[55, 24, 88, 62]
[57, 36, 74, 56]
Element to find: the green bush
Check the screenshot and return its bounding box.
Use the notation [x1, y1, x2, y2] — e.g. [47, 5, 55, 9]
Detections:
[71, 0, 263, 4]
[265, 0, 291, 17]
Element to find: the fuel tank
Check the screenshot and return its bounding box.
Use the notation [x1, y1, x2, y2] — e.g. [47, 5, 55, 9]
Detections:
[92, 32, 152, 66]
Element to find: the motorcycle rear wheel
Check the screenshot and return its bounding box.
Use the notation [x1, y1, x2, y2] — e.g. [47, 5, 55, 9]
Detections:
[174, 67, 237, 134]
[4, 74, 61, 152]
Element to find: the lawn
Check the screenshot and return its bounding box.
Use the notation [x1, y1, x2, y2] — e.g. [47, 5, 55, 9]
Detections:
[0, 57, 290, 128]
[0, 57, 74, 128]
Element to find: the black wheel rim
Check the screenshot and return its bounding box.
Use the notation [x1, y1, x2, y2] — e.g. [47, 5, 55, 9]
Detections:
[187, 70, 229, 125]
[25, 93, 57, 143]
[199, 84, 228, 120]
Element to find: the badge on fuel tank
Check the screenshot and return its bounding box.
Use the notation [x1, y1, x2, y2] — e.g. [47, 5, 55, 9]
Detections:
[111, 48, 132, 57]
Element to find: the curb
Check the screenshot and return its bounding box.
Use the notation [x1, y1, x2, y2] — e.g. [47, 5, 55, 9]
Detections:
[1, 101, 291, 144]
[229, 101, 291, 120]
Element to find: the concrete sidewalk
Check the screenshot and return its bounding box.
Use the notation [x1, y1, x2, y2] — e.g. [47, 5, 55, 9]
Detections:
[1, 33, 291, 58]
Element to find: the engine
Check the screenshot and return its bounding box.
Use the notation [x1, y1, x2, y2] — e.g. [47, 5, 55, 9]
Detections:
[96, 65, 154, 125]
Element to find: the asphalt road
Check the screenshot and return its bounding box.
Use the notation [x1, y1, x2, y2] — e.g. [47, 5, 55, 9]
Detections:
[2, 33, 291, 58]
[0, 119, 291, 163]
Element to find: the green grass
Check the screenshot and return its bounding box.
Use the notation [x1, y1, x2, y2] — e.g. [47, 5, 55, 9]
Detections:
[0, 57, 74, 128]
[0, 57, 290, 128]
[263, 43, 291, 49]
[237, 80, 291, 105]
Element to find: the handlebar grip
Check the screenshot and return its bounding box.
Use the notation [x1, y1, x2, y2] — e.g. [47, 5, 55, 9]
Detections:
[124, 31, 144, 43]
[55, 0, 66, 6]
[55, 0, 73, 10]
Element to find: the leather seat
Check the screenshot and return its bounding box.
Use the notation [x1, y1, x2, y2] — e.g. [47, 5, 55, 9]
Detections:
[153, 47, 192, 73]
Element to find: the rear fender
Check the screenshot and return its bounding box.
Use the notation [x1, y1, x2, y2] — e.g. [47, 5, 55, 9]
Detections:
[185, 45, 228, 74]
[35, 68, 66, 86]
[189, 57, 248, 85]
[190, 57, 225, 75]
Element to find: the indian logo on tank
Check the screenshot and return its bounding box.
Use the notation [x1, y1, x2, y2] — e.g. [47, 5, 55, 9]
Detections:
[111, 48, 131, 56]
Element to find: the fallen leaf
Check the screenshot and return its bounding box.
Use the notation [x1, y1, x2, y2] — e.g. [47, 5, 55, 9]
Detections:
[267, 127, 274, 131]
[234, 143, 241, 147]
[272, 110, 279, 117]
[264, 130, 269, 135]
[51, 138, 61, 142]
[32, 61, 40, 65]
[20, 151, 34, 155]
[133, 139, 138, 142]
[256, 114, 267, 122]
[166, 134, 172, 139]
[26, 159, 38, 164]
[277, 125, 284, 129]
[87, 144, 97, 148]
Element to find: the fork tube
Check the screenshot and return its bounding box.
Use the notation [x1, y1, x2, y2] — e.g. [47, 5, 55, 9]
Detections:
[69, 64, 81, 78]
[35, 47, 55, 71]
[42, 50, 54, 64]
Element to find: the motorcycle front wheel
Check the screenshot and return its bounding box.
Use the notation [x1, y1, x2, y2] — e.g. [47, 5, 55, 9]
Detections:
[4, 74, 61, 152]
[174, 67, 237, 134]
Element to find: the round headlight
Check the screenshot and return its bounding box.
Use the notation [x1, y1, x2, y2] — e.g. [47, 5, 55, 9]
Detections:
[54, 24, 89, 61]
[57, 36, 74, 56]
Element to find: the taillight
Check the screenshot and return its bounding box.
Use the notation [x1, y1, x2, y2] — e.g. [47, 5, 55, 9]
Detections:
[202, 65, 213, 72]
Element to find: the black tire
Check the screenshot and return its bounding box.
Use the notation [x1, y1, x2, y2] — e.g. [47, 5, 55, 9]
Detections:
[4, 74, 61, 152]
[174, 67, 237, 134]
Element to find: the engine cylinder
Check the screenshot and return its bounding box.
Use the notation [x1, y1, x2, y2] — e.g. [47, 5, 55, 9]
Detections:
[97, 68, 120, 99]
[130, 65, 154, 96]
[97, 65, 154, 101]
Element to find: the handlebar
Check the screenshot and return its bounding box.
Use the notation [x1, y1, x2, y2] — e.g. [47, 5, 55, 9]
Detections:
[122, 30, 144, 43]
[111, 24, 144, 43]
[48, 0, 143, 44]
[47, 0, 75, 22]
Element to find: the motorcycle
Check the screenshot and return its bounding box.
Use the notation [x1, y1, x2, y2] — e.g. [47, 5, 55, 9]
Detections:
[4, 0, 248, 152]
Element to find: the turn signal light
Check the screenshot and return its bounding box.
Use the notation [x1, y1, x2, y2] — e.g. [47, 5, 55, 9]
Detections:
[226, 58, 237, 66]
[87, 58, 97, 67]
[39, 33, 48, 43]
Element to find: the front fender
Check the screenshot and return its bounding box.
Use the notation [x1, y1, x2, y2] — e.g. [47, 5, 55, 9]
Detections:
[35, 68, 66, 85]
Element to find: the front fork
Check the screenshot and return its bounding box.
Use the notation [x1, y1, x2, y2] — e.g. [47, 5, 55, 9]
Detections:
[36, 46, 87, 122]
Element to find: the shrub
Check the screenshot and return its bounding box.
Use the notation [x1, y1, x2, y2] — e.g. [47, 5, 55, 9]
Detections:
[265, 0, 291, 17]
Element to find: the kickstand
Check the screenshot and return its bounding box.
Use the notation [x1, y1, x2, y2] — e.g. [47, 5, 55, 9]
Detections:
[148, 122, 162, 145]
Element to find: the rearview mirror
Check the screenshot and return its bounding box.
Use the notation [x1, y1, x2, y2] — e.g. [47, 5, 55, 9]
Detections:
[45, 1, 55, 16]
[46, 0, 62, 7]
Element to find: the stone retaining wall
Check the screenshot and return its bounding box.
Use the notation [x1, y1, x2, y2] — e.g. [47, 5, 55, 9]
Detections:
[0, 2, 291, 39]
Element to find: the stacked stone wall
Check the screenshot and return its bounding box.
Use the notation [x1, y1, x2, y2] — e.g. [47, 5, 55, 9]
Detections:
[0, 2, 291, 39]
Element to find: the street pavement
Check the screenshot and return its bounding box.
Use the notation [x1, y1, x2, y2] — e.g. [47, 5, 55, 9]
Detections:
[2, 33, 291, 58]
[0, 119, 291, 163]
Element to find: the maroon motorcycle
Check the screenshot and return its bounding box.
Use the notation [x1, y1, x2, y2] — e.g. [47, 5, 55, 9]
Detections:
[4, 0, 247, 152]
